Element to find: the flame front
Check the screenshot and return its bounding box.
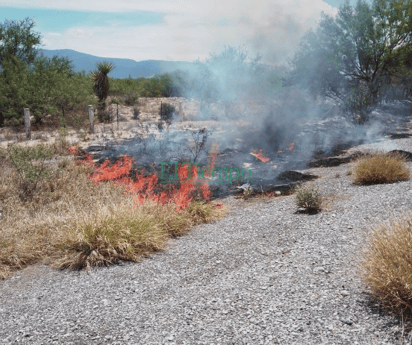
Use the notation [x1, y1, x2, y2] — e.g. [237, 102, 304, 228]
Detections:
[250, 149, 269, 163]
[278, 142, 295, 153]
[71, 150, 212, 212]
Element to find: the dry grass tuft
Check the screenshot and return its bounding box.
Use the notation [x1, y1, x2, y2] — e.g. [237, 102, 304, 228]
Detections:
[359, 217, 412, 318]
[49, 199, 226, 271]
[0, 150, 227, 279]
[352, 151, 410, 185]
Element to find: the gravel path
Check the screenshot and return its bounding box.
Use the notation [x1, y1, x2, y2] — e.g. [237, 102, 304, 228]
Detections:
[3, 137, 412, 344]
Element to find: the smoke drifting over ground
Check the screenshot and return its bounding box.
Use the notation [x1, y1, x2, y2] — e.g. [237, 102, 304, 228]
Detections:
[97, 43, 411, 197]
[168, 47, 398, 165]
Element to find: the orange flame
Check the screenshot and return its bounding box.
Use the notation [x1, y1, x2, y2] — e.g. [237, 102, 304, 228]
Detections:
[250, 149, 270, 162]
[278, 142, 295, 153]
[70, 151, 212, 212]
[203, 152, 218, 178]
[68, 146, 78, 155]
[89, 155, 134, 183]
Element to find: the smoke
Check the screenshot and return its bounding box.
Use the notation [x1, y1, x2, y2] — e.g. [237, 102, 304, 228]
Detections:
[160, 44, 410, 186]
[102, 47, 410, 192]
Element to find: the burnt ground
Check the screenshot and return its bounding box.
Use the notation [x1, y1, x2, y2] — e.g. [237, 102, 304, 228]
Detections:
[75, 100, 412, 202]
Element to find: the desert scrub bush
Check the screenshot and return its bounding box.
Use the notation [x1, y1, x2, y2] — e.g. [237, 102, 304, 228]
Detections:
[123, 92, 139, 106]
[1, 143, 54, 201]
[161, 103, 175, 125]
[343, 84, 374, 124]
[359, 217, 412, 317]
[352, 152, 410, 185]
[295, 185, 321, 213]
[132, 107, 140, 120]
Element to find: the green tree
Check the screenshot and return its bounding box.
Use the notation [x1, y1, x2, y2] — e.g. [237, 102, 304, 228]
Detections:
[140, 74, 176, 97]
[374, 0, 412, 100]
[291, 0, 412, 107]
[203, 45, 262, 102]
[141, 76, 163, 97]
[168, 70, 190, 97]
[0, 53, 65, 126]
[0, 17, 43, 72]
[52, 73, 98, 126]
[374, 0, 412, 69]
[0, 53, 94, 126]
[0, 55, 30, 126]
[178, 46, 263, 104]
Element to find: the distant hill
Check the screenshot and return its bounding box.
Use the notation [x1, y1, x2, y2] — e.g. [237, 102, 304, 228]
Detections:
[37, 49, 196, 79]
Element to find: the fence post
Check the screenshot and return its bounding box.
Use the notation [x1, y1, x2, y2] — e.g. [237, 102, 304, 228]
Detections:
[116, 103, 119, 131]
[88, 105, 94, 133]
[24, 108, 31, 140]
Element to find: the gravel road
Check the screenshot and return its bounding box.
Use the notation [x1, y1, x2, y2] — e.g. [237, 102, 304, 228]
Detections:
[2, 136, 412, 344]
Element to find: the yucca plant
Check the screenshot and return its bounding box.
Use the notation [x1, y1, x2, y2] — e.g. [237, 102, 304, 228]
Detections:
[91, 61, 116, 101]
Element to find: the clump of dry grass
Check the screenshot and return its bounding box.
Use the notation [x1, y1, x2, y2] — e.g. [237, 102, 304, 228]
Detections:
[0, 150, 227, 279]
[359, 217, 412, 318]
[352, 151, 410, 185]
[48, 199, 225, 271]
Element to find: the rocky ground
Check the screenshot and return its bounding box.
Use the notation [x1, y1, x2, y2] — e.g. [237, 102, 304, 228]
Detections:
[2, 100, 412, 344]
[3, 133, 412, 344]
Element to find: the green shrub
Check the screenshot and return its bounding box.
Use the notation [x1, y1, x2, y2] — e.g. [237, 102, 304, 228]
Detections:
[2, 143, 54, 200]
[108, 76, 145, 95]
[295, 186, 321, 213]
[343, 84, 374, 124]
[123, 92, 139, 106]
[132, 107, 140, 120]
[141, 77, 163, 97]
[97, 100, 111, 122]
[161, 103, 175, 124]
[0, 54, 97, 127]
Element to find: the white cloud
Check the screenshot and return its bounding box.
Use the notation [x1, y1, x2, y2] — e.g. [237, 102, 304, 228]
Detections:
[28, 0, 338, 63]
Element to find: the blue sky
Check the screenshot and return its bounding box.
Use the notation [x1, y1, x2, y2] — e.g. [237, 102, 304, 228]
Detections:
[1, 0, 363, 64]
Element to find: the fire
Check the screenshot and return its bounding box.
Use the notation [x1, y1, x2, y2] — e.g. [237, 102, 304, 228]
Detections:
[70, 148, 212, 212]
[89, 155, 134, 183]
[277, 142, 295, 153]
[67, 146, 79, 155]
[250, 149, 270, 162]
[203, 152, 218, 178]
[204, 142, 219, 178]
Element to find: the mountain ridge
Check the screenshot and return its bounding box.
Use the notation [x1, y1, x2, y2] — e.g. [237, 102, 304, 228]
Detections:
[37, 48, 196, 79]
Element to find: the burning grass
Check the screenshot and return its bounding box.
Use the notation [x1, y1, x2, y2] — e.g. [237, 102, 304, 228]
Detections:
[0, 145, 226, 280]
[359, 217, 412, 319]
[352, 151, 410, 185]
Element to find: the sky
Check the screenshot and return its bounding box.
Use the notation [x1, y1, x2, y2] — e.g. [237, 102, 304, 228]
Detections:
[0, 0, 364, 65]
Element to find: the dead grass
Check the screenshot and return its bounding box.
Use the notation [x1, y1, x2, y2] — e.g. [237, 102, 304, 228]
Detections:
[0, 151, 227, 280]
[352, 151, 410, 185]
[358, 217, 412, 319]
